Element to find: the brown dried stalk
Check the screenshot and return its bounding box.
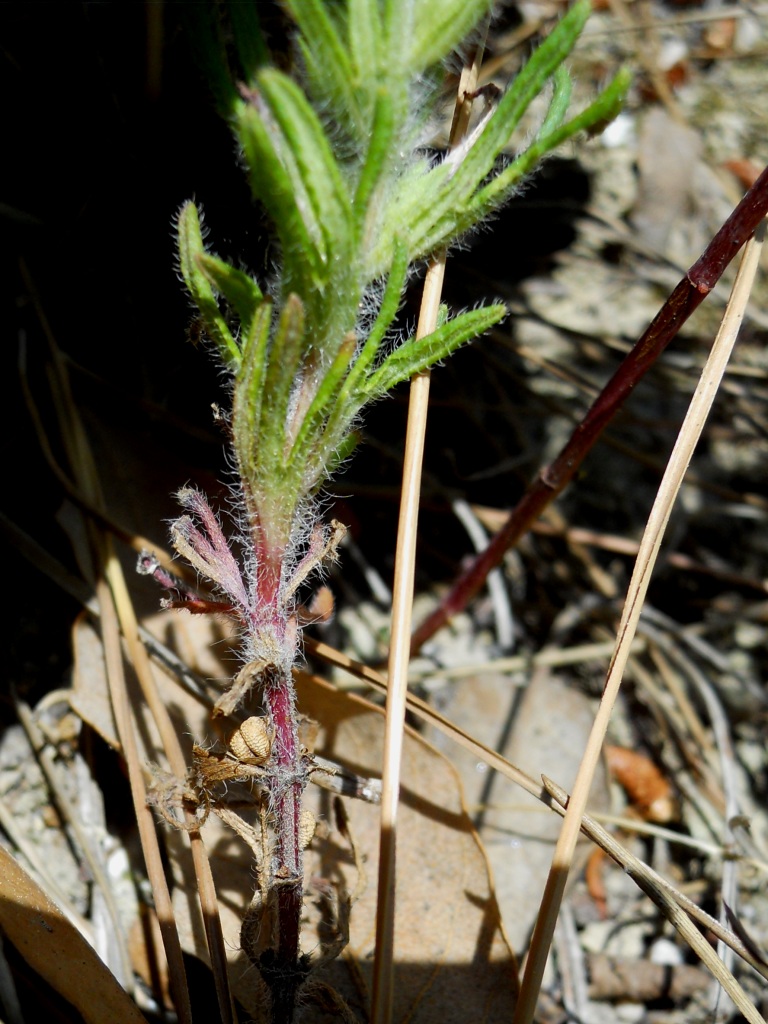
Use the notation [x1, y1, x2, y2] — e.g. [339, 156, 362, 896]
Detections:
[411, 165, 768, 652]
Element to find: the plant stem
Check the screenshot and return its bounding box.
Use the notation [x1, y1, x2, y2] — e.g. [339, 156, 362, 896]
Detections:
[237, 649, 308, 1023]
[264, 666, 306, 1021]
[411, 163, 768, 653]
[241, 487, 311, 1015]
[255, 534, 307, 1020]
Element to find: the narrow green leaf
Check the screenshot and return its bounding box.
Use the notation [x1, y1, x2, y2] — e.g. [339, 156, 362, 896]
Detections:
[327, 237, 410, 442]
[234, 100, 326, 295]
[349, 0, 382, 85]
[354, 239, 410, 379]
[316, 240, 410, 463]
[321, 428, 361, 483]
[257, 69, 354, 272]
[364, 304, 506, 398]
[474, 68, 632, 213]
[429, 1, 590, 215]
[381, 0, 415, 74]
[233, 300, 273, 478]
[361, 154, 446, 277]
[285, 331, 357, 487]
[354, 87, 398, 234]
[539, 65, 572, 138]
[258, 295, 306, 477]
[366, 0, 591, 273]
[376, 64, 629, 277]
[453, 0, 591, 189]
[228, 0, 269, 85]
[409, 0, 494, 72]
[177, 202, 241, 368]
[282, 0, 363, 134]
[198, 254, 263, 332]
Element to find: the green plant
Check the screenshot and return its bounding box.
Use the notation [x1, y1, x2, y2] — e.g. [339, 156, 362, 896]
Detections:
[140, 1, 629, 1019]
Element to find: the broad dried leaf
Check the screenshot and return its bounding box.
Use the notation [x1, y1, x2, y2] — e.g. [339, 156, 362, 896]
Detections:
[0, 845, 147, 1024]
[70, 612, 120, 749]
[71, 607, 517, 1019]
[171, 671, 518, 1021]
[425, 667, 610, 957]
[70, 610, 237, 756]
[298, 672, 518, 1020]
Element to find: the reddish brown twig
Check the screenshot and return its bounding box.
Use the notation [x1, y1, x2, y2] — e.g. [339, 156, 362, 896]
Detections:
[411, 164, 768, 654]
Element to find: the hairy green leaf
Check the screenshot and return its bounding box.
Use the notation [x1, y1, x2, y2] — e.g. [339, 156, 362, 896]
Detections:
[257, 69, 354, 274]
[408, 0, 494, 72]
[323, 428, 361, 479]
[539, 65, 572, 138]
[198, 254, 264, 334]
[285, 331, 358, 491]
[234, 99, 326, 300]
[258, 295, 306, 480]
[364, 304, 506, 399]
[233, 300, 274, 473]
[177, 202, 241, 368]
[353, 87, 399, 235]
[283, 0, 363, 136]
[474, 68, 632, 211]
[451, 0, 591, 188]
[348, 0, 382, 85]
[369, 0, 592, 271]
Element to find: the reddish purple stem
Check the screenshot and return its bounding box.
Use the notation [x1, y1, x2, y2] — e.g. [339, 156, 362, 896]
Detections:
[411, 164, 768, 653]
[255, 543, 307, 1019]
[259, 669, 307, 1021]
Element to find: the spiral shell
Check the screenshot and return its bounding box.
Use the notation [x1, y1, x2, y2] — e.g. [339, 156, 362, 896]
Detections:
[298, 809, 316, 850]
[229, 717, 272, 764]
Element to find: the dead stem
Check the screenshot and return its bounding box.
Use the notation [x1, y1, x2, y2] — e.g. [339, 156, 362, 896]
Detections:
[512, 222, 766, 1024]
[370, 27, 490, 1024]
[411, 165, 768, 653]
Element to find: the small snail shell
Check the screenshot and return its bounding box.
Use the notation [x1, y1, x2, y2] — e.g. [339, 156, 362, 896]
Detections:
[298, 809, 316, 850]
[229, 717, 272, 764]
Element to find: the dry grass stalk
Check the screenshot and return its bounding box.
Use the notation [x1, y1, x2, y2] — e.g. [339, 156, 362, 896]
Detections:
[513, 223, 766, 1024]
[371, 32, 489, 1023]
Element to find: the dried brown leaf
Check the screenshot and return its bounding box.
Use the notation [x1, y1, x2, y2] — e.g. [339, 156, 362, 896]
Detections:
[170, 671, 518, 1021]
[429, 668, 610, 958]
[0, 845, 147, 1024]
[69, 606, 517, 1019]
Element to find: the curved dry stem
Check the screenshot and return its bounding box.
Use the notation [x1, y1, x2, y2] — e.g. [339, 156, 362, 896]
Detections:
[105, 551, 234, 1024]
[21, 266, 231, 1023]
[98, 576, 194, 1024]
[513, 224, 766, 1024]
[301, 643, 768, 985]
